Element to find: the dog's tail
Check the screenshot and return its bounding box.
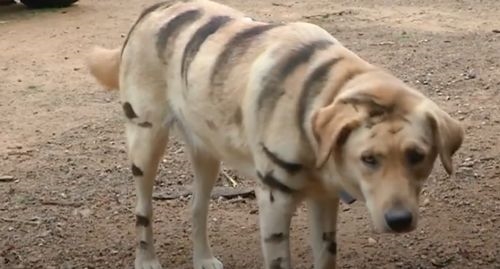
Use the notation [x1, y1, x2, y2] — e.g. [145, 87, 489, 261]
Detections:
[86, 46, 121, 91]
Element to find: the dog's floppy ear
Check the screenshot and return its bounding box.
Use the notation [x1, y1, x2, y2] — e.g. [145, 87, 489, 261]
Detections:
[425, 103, 464, 175]
[312, 101, 362, 168]
[312, 92, 393, 168]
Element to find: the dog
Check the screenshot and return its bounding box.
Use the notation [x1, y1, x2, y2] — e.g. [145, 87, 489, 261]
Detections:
[86, 0, 464, 268]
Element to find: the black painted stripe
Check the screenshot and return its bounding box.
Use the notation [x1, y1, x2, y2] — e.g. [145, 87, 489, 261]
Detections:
[136, 215, 150, 227]
[322, 231, 335, 242]
[122, 1, 171, 56]
[138, 121, 153, 128]
[210, 24, 280, 87]
[322, 231, 337, 254]
[327, 241, 337, 255]
[123, 102, 138, 119]
[265, 233, 287, 243]
[297, 57, 342, 137]
[256, 40, 333, 111]
[257, 171, 294, 194]
[131, 164, 144, 176]
[233, 107, 243, 125]
[261, 144, 302, 173]
[156, 9, 203, 64]
[270, 257, 283, 269]
[139, 240, 148, 249]
[181, 16, 232, 84]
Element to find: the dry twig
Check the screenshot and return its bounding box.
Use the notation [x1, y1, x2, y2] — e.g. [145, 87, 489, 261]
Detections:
[221, 170, 238, 187]
[40, 200, 83, 207]
[1, 217, 41, 226]
[0, 175, 15, 182]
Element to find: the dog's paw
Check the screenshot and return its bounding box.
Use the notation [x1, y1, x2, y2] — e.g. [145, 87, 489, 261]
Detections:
[135, 256, 163, 269]
[195, 257, 224, 269]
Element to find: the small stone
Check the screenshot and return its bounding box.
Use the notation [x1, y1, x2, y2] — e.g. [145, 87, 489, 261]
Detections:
[368, 237, 377, 244]
[460, 160, 474, 167]
[79, 208, 92, 218]
[423, 198, 430, 206]
[465, 72, 476, 80]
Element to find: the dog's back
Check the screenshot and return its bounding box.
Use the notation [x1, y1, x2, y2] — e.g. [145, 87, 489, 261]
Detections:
[88, 0, 374, 172]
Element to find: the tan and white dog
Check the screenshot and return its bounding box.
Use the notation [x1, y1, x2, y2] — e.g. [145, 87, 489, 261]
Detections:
[86, 0, 464, 268]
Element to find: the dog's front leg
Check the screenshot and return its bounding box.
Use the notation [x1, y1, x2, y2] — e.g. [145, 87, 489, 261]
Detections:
[256, 186, 300, 269]
[307, 196, 340, 269]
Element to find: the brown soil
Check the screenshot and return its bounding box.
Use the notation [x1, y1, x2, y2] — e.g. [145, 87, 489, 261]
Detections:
[1, 0, 499, 268]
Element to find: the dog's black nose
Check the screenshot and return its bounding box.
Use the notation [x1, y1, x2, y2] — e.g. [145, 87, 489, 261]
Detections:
[384, 209, 413, 232]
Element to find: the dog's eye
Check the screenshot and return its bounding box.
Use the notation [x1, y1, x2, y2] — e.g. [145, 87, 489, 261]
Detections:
[406, 149, 425, 165]
[361, 154, 378, 168]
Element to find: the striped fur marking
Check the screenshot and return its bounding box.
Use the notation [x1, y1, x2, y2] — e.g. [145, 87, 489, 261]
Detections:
[205, 119, 217, 130]
[139, 240, 148, 249]
[327, 241, 337, 255]
[270, 257, 283, 269]
[210, 24, 280, 87]
[322, 231, 335, 241]
[297, 57, 342, 137]
[269, 191, 275, 202]
[137, 121, 153, 128]
[131, 164, 144, 176]
[261, 144, 302, 173]
[322, 231, 337, 254]
[257, 171, 295, 194]
[122, 102, 153, 127]
[181, 15, 233, 84]
[257, 40, 333, 112]
[123, 102, 138, 119]
[265, 233, 286, 243]
[156, 9, 203, 63]
[136, 215, 150, 227]
[121, 1, 170, 56]
[233, 107, 243, 125]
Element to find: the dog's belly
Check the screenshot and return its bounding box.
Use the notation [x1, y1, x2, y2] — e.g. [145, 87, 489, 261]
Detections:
[172, 101, 257, 178]
[185, 125, 257, 179]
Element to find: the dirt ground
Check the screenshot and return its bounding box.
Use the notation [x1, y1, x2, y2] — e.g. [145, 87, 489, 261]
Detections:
[0, 0, 499, 268]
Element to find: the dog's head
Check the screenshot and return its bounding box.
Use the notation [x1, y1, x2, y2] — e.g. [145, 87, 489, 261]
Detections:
[312, 71, 463, 233]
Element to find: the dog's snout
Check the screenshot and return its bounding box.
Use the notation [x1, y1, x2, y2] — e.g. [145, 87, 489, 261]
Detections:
[384, 208, 413, 232]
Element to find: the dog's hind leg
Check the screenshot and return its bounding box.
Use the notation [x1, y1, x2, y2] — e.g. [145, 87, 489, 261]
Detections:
[307, 196, 340, 269]
[186, 147, 223, 269]
[126, 117, 169, 269]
